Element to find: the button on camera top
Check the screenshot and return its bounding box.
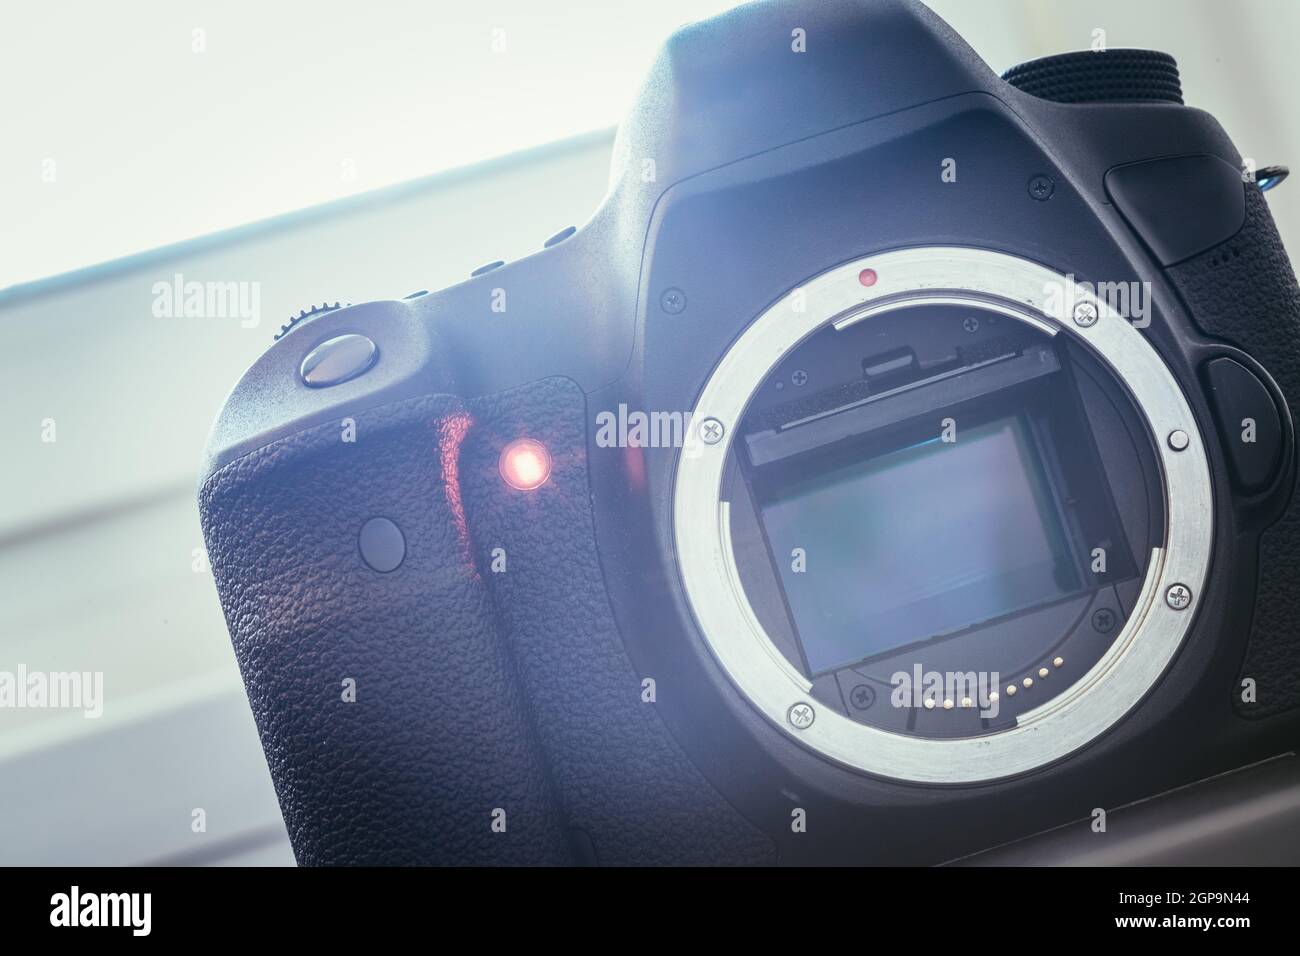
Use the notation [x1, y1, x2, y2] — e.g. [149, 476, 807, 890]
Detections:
[544, 225, 576, 248]
[299, 333, 378, 388]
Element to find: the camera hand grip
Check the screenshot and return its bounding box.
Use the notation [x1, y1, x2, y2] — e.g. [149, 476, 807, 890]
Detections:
[452, 377, 777, 865]
[199, 394, 572, 865]
[1167, 185, 1300, 718]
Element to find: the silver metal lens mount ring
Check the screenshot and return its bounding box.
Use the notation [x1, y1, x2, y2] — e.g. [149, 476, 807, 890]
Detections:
[672, 246, 1213, 784]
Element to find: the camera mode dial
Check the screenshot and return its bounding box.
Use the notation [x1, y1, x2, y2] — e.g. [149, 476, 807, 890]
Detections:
[274, 301, 346, 341]
[1002, 49, 1183, 105]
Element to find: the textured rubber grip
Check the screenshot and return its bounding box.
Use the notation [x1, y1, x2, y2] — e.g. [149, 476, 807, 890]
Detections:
[458, 378, 776, 865]
[1166, 186, 1300, 719]
[199, 394, 572, 865]
[200, 381, 775, 864]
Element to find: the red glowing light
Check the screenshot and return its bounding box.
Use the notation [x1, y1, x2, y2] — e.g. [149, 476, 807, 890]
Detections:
[499, 438, 552, 491]
[858, 268, 878, 287]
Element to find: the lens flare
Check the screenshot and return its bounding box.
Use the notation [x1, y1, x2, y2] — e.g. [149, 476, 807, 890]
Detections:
[499, 438, 552, 491]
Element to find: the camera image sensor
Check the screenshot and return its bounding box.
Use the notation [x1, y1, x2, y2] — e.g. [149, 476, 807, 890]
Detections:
[728, 302, 1160, 738]
[760, 415, 1083, 674]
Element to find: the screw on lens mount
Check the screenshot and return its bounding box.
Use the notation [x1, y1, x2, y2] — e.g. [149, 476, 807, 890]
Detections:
[1165, 584, 1193, 610]
[1072, 301, 1099, 327]
[787, 702, 816, 729]
[698, 417, 725, 445]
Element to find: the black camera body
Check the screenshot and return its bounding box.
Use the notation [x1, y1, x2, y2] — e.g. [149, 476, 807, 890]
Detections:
[199, 0, 1300, 865]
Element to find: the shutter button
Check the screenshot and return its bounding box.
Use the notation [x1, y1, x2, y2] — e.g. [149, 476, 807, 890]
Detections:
[299, 333, 378, 388]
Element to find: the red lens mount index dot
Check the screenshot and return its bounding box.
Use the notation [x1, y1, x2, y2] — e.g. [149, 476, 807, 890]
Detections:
[499, 438, 552, 491]
[858, 268, 878, 287]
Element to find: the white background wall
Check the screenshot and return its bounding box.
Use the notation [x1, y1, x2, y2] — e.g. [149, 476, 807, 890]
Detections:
[1, 0, 1296, 864]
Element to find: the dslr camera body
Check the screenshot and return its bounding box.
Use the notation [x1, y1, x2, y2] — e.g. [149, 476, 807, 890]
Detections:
[200, 0, 1300, 865]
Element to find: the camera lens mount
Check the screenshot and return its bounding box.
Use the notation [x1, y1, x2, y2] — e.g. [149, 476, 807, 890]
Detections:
[672, 247, 1213, 784]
